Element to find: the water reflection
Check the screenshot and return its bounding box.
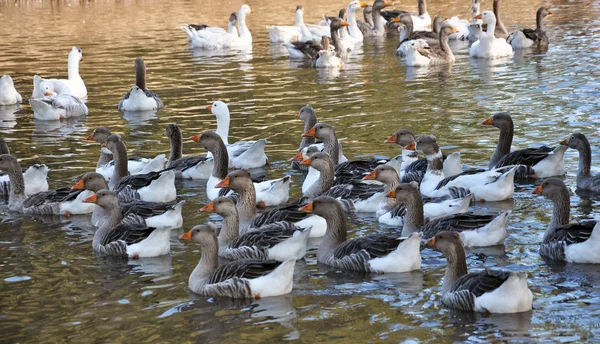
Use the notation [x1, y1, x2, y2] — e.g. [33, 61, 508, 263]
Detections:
[122, 110, 159, 128]
[0, 104, 21, 128]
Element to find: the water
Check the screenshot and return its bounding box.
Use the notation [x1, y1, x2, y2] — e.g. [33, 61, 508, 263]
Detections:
[1, 0, 600, 342]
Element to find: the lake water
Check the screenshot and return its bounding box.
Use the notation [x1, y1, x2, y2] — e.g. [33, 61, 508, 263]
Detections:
[1, 0, 600, 342]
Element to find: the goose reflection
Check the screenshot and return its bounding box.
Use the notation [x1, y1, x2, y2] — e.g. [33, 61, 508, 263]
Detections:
[0, 104, 21, 128]
[122, 110, 159, 128]
[32, 117, 88, 144]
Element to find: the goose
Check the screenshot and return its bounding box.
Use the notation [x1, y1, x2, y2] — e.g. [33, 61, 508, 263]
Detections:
[0, 154, 94, 215]
[532, 178, 600, 263]
[356, 5, 373, 35]
[394, 13, 442, 56]
[71, 172, 184, 229]
[283, 18, 350, 60]
[469, 11, 513, 59]
[299, 196, 422, 272]
[294, 105, 318, 166]
[29, 94, 88, 121]
[346, 0, 369, 43]
[425, 231, 533, 313]
[404, 25, 459, 67]
[0, 75, 22, 105]
[104, 134, 176, 203]
[215, 169, 326, 237]
[388, 183, 510, 246]
[200, 198, 310, 261]
[414, 135, 515, 201]
[84, 191, 171, 258]
[118, 58, 164, 112]
[191, 131, 290, 206]
[182, 13, 238, 42]
[0, 138, 49, 196]
[362, 0, 393, 37]
[444, 0, 481, 41]
[266, 5, 312, 43]
[179, 224, 295, 298]
[384, 129, 420, 172]
[381, 0, 431, 31]
[206, 101, 268, 169]
[364, 165, 471, 226]
[559, 133, 600, 192]
[482, 113, 566, 178]
[315, 37, 343, 68]
[508, 7, 551, 49]
[185, 5, 253, 50]
[164, 123, 212, 179]
[87, 128, 167, 181]
[31, 47, 86, 100]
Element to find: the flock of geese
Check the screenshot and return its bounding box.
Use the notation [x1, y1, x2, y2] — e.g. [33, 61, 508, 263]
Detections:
[1, 0, 598, 316]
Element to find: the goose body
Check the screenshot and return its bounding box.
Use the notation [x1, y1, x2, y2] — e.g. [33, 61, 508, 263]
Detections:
[29, 95, 88, 121]
[184, 5, 253, 50]
[405, 25, 458, 67]
[508, 7, 551, 49]
[182, 13, 239, 43]
[267, 6, 313, 43]
[469, 11, 513, 59]
[0, 75, 22, 105]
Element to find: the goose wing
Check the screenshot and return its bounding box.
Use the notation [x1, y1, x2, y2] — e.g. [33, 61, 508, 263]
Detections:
[493, 146, 553, 168]
[334, 234, 401, 259]
[207, 260, 281, 284]
[422, 212, 496, 239]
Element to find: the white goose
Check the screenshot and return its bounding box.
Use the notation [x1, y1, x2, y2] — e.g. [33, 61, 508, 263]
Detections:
[0, 75, 22, 105]
[182, 13, 239, 43]
[267, 5, 313, 43]
[469, 11, 513, 59]
[29, 94, 88, 121]
[186, 5, 253, 50]
[346, 0, 369, 43]
[207, 101, 268, 169]
[31, 47, 86, 99]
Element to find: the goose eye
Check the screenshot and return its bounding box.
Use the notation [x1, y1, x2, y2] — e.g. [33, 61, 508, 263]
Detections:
[195, 229, 200, 232]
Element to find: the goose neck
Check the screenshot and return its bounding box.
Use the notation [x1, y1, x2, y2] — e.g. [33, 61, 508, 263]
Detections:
[191, 238, 219, 285]
[401, 192, 425, 235]
[490, 123, 513, 169]
[536, 11, 544, 31]
[7, 165, 25, 199]
[92, 204, 123, 251]
[237, 12, 251, 40]
[418, 0, 427, 16]
[168, 132, 183, 166]
[236, 183, 256, 234]
[547, 186, 571, 234]
[305, 162, 334, 199]
[317, 207, 348, 261]
[323, 136, 340, 165]
[68, 55, 81, 81]
[110, 141, 129, 188]
[210, 141, 229, 180]
[219, 211, 240, 246]
[441, 243, 468, 294]
[215, 114, 231, 146]
[576, 142, 592, 177]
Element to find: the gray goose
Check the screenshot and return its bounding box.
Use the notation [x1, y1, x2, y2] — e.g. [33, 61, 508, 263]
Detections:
[298, 196, 422, 273]
[508, 7, 551, 49]
[362, 0, 393, 37]
[357, 4, 373, 34]
[84, 190, 171, 258]
[426, 231, 533, 313]
[387, 182, 510, 246]
[559, 133, 600, 192]
[482, 113, 567, 178]
[118, 58, 164, 112]
[164, 123, 212, 180]
[200, 197, 310, 261]
[179, 225, 295, 299]
[532, 178, 600, 263]
[404, 24, 459, 66]
[285, 18, 350, 60]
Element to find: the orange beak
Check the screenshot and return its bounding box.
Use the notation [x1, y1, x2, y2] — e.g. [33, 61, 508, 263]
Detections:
[547, 10, 553, 15]
[559, 139, 568, 146]
[363, 170, 377, 180]
[179, 230, 192, 240]
[299, 202, 313, 213]
[205, 105, 213, 111]
[200, 202, 215, 212]
[404, 142, 416, 150]
[532, 185, 543, 194]
[391, 17, 401, 23]
[341, 20, 350, 27]
[481, 117, 493, 125]
[190, 135, 201, 142]
[302, 127, 316, 138]
[384, 0, 393, 6]
[385, 134, 397, 143]
[250, 7, 254, 13]
[300, 158, 311, 166]
[44, 92, 53, 97]
[360, 1, 368, 8]
[295, 112, 300, 118]
[215, 176, 230, 188]
[72, 179, 85, 190]
[474, 14, 482, 19]
[86, 134, 94, 141]
[289, 151, 304, 161]
[425, 237, 436, 247]
[386, 189, 396, 198]
[83, 194, 97, 203]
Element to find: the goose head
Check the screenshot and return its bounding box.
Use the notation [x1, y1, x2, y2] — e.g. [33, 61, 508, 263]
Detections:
[560, 133, 589, 151]
[216, 169, 253, 192]
[295, 5, 304, 17]
[303, 123, 336, 141]
[297, 105, 316, 122]
[385, 129, 416, 146]
[206, 100, 230, 121]
[363, 164, 399, 183]
[0, 154, 19, 173]
[329, 17, 350, 31]
[72, 172, 108, 192]
[191, 131, 224, 151]
[425, 231, 462, 252]
[538, 6, 552, 19]
[70, 46, 83, 62]
[373, 0, 393, 11]
[481, 112, 512, 130]
[532, 177, 568, 201]
[128, 85, 146, 96]
[103, 134, 122, 152]
[201, 196, 236, 216]
[474, 10, 496, 25]
[38, 79, 56, 97]
[299, 196, 343, 218]
[301, 151, 334, 172]
[415, 135, 439, 155]
[386, 182, 420, 201]
[290, 145, 320, 161]
[87, 127, 112, 144]
[83, 190, 119, 209]
[165, 123, 181, 140]
[348, 1, 369, 13]
[0, 75, 14, 87]
[179, 224, 218, 246]
[229, 12, 238, 26]
[239, 4, 253, 17]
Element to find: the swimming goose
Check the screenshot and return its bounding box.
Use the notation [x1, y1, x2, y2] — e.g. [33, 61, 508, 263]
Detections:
[215, 169, 326, 237]
[362, 0, 393, 37]
[508, 7, 551, 49]
[482, 113, 566, 178]
[293, 105, 319, 172]
[299, 196, 422, 272]
[180, 225, 295, 298]
[385, 129, 420, 172]
[84, 191, 171, 258]
[104, 134, 176, 203]
[405, 25, 459, 66]
[357, 5, 373, 35]
[165, 123, 212, 179]
[186, 5, 253, 49]
[206, 101, 268, 169]
[200, 197, 310, 261]
[532, 178, 600, 263]
[267, 5, 312, 43]
[394, 13, 441, 56]
[0, 139, 49, 196]
[29, 94, 88, 121]
[388, 183, 510, 246]
[72, 172, 184, 229]
[365, 165, 471, 226]
[118, 58, 164, 112]
[31, 47, 87, 100]
[426, 231, 533, 313]
[0, 154, 93, 215]
[0, 75, 22, 105]
[191, 131, 290, 206]
[315, 36, 343, 68]
[560, 133, 600, 192]
[469, 11, 513, 59]
[88, 128, 167, 181]
[301, 152, 385, 212]
[284, 18, 350, 60]
[382, 0, 431, 31]
[443, 0, 481, 41]
[182, 13, 239, 43]
[346, 1, 369, 43]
